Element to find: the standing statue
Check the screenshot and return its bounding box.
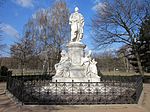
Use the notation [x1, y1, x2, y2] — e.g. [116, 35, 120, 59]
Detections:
[52, 6, 100, 82]
[69, 7, 84, 42]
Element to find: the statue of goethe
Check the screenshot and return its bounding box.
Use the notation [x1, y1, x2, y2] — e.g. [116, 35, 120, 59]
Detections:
[69, 7, 84, 42]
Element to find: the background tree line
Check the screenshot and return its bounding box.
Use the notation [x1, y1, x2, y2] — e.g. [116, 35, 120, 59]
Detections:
[0, 0, 149, 75]
[92, 0, 150, 75]
[9, 0, 70, 74]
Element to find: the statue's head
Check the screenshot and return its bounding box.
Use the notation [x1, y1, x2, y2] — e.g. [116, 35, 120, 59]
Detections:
[75, 7, 79, 12]
[87, 50, 92, 57]
[61, 50, 66, 56]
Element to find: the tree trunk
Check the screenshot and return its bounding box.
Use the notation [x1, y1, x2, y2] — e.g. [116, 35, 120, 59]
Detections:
[135, 51, 144, 76]
[125, 58, 129, 73]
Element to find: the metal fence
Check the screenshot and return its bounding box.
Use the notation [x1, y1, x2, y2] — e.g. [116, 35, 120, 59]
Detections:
[7, 75, 143, 105]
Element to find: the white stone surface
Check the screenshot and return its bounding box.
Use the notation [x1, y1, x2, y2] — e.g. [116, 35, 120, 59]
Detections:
[54, 50, 71, 78]
[52, 77, 100, 82]
[69, 7, 84, 42]
[52, 7, 100, 82]
[67, 42, 85, 65]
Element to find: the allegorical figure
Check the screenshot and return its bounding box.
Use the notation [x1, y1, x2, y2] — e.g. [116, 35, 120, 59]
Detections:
[54, 50, 71, 77]
[81, 50, 99, 78]
[69, 7, 84, 42]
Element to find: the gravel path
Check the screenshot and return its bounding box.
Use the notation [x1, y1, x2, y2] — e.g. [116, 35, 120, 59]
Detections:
[0, 82, 149, 112]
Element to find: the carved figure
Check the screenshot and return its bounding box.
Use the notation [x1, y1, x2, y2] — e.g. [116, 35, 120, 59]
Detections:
[81, 50, 98, 77]
[54, 50, 71, 77]
[69, 7, 84, 42]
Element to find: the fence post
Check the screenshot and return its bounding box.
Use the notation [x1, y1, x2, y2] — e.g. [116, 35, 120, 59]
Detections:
[119, 74, 122, 104]
[72, 80, 74, 104]
[21, 76, 24, 105]
[55, 80, 57, 104]
[6, 74, 10, 90]
[88, 80, 91, 104]
[135, 76, 143, 103]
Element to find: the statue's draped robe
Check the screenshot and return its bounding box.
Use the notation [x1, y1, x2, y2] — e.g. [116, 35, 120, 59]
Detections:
[69, 12, 84, 42]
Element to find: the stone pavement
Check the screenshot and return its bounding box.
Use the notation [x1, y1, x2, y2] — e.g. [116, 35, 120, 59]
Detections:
[0, 82, 149, 112]
[142, 84, 150, 111]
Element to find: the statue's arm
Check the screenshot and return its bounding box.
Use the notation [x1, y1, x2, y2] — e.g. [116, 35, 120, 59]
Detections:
[69, 15, 72, 24]
[81, 16, 84, 27]
[69, 21, 72, 25]
[82, 19, 84, 26]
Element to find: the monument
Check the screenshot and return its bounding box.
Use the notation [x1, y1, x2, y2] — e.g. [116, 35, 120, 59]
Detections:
[52, 7, 100, 82]
[6, 7, 142, 106]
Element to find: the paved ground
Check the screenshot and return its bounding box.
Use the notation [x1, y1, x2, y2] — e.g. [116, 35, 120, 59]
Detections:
[142, 84, 150, 111]
[0, 82, 149, 112]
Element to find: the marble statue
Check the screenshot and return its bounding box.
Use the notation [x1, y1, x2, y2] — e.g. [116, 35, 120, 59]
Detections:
[54, 50, 71, 77]
[89, 59, 99, 78]
[52, 7, 100, 82]
[81, 50, 92, 75]
[69, 7, 84, 42]
[81, 50, 99, 78]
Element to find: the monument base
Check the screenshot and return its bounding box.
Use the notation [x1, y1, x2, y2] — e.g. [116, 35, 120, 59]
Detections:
[52, 65, 100, 82]
[52, 77, 100, 82]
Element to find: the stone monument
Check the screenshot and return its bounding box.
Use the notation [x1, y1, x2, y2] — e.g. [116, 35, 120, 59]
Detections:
[52, 7, 100, 82]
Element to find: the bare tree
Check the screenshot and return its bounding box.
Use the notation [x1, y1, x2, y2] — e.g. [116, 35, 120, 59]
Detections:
[117, 45, 133, 72]
[94, 50, 125, 73]
[10, 37, 34, 75]
[92, 0, 150, 75]
[25, 0, 70, 53]
[10, 0, 70, 73]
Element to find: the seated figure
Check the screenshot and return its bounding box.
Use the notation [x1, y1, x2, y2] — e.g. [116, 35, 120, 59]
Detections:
[54, 50, 71, 77]
[81, 50, 99, 78]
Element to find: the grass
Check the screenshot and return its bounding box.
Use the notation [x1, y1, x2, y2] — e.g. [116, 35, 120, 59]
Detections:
[9, 69, 150, 76]
[101, 71, 139, 76]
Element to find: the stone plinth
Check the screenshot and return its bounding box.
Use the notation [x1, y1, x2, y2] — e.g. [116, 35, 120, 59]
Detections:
[67, 42, 86, 66]
[52, 66, 86, 82]
[52, 64, 101, 82]
[52, 41, 100, 82]
[52, 77, 101, 82]
[69, 66, 85, 77]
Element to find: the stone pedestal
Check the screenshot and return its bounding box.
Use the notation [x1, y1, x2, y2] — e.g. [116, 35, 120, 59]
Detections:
[53, 65, 100, 82]
[52, 77, 100, 82]
[67, 42, 86, 65]
[52, 41, 100, 82]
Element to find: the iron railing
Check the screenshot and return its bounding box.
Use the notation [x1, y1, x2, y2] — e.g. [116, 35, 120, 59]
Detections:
[7, 75, 143, 105]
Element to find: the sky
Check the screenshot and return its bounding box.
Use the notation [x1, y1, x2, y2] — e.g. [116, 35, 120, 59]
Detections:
[0, 0, 120, 56]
